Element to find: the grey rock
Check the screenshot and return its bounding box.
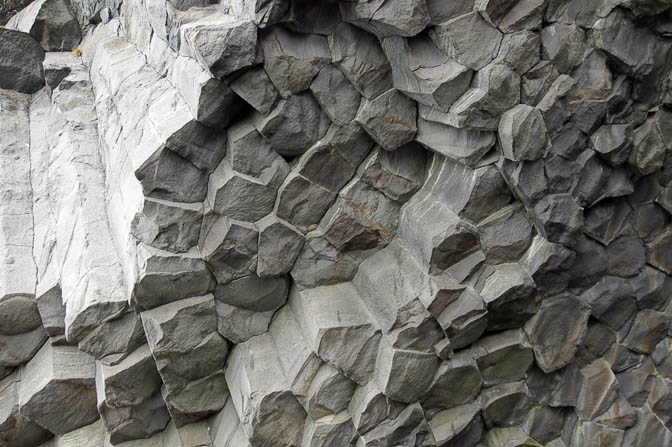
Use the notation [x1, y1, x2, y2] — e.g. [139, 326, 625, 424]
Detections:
[0, 373, 52, 447]
[498, 0, 546, 32]
[416, 119, 495, 166]
[348, 381, 390, 434]
[358, 143, 426, 204]
[254, 92, 331, 157]
[426, 0, 473, 24]
[431, 12, 502, 70]
[382, 34, 472, 112]
[524, 293, 591, 373]
[477, 203, 533, 263]
[230, 66, 279, 115]
[0, 327, 46, 368]
[310, 65, 361, 126]
[339, 0, 430, 38]
[481, 381, 533, 428]
[498, 104, 549, 162]
[576, 359, 619, 420]
[199, 214, 258, 284]
[436, 287, 488, 349]
[357, 402, 436, 447]
[355, 89, 417, 151]
[286, 1, 340, 35]
[496, 30, 541, 74]
[297, 122, 374, 193]
[206, 159, 277, 222]
[132, 245, 215, 310]
[429, 401, 483, 447]
[215, 300, 276, 344]
[580, 276, 637, 331]
[131, 198, 203, 253]
[423, 352, 482, 411]
[479, 263, 537, 330]
[531, 194, 583, 247]
[180, 16, 257, 78]
[629, 112, 671, 175]
[290, 236, 359, 290]
[624, 310, 669, 354]
[214, 273, 289, 313]
[6, 0, 81, 51]
[522, 405, 566, 444]
[329, 22, 393, 99]
[471, 329, 534, 386]
[261, 27, 330, 97]
[304, 363, 356, 420]
[276, 173, 337, 233]
[0, 28, 45, 93]
[301, 412, 357, 447]
[373, 335, 438, 403]
[229, 0, 290, 28]
[256, 216, 304, 277]
[541, 24, 586, 74]
[289, 283, 380, 384]
[18, 343, 98, 435]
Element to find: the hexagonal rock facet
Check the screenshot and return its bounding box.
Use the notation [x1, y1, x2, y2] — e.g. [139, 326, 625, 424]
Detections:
[356, 89, 418, 151]
[498, 104, 549, 161]
[18, 343, 98, 435]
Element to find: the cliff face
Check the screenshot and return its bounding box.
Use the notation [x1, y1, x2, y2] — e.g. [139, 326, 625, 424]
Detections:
[1, 0, 672, 446]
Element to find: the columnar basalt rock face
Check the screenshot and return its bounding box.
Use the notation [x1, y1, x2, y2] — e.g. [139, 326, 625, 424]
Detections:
[1, 0, 672, 446]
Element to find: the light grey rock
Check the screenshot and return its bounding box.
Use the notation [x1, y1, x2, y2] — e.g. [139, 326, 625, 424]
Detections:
[430, 12, 503, 70]
[309, 65, 361, 126]
[132, 245, 215, 310]
[230, 66, 279, 115]
[18, 343, 97, 435]
[6, 0, 81, 51]
[416, 119, 495, 166]
[355, 89, 417, 151]
[498, 0, 546, 32]
[524, 293, 590, 373]
[254, 92, 331, 157]
[382, 34, 472, 112]
[498, 104, 549, 162]
[225, 308, 310, 447]
[228, 0, 290, 28]
[297, 121, 374, 193]
[496, 31, 541, 74]
[348, 381, 390, 434]
[329, 22, 393, 99]
[301, 412, 357, 447]
[339, 0, 430, 38]
[289, 283, 380, 384]
[261, 27, 330, 97]
[437, 287, 488, 349]
[0, 29, 44, 93]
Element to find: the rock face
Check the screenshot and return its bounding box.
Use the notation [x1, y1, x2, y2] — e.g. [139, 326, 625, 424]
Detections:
[1, 0, 672, 446]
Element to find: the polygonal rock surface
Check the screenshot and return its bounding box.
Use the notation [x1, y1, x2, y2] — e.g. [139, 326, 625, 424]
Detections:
[498, 104, 549, 161]
[6, 0, 81, 51]
[356, 89, 418, 151]
[0, 28, 45, 93]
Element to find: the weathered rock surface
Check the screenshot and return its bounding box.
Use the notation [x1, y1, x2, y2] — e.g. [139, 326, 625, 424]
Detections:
[1, 0, 672, 446]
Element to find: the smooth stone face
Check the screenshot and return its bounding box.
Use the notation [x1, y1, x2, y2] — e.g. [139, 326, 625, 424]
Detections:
[0, 28, 45, 93]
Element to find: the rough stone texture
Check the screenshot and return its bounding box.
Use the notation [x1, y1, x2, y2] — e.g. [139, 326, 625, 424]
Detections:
[1, 1, 672, 446]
